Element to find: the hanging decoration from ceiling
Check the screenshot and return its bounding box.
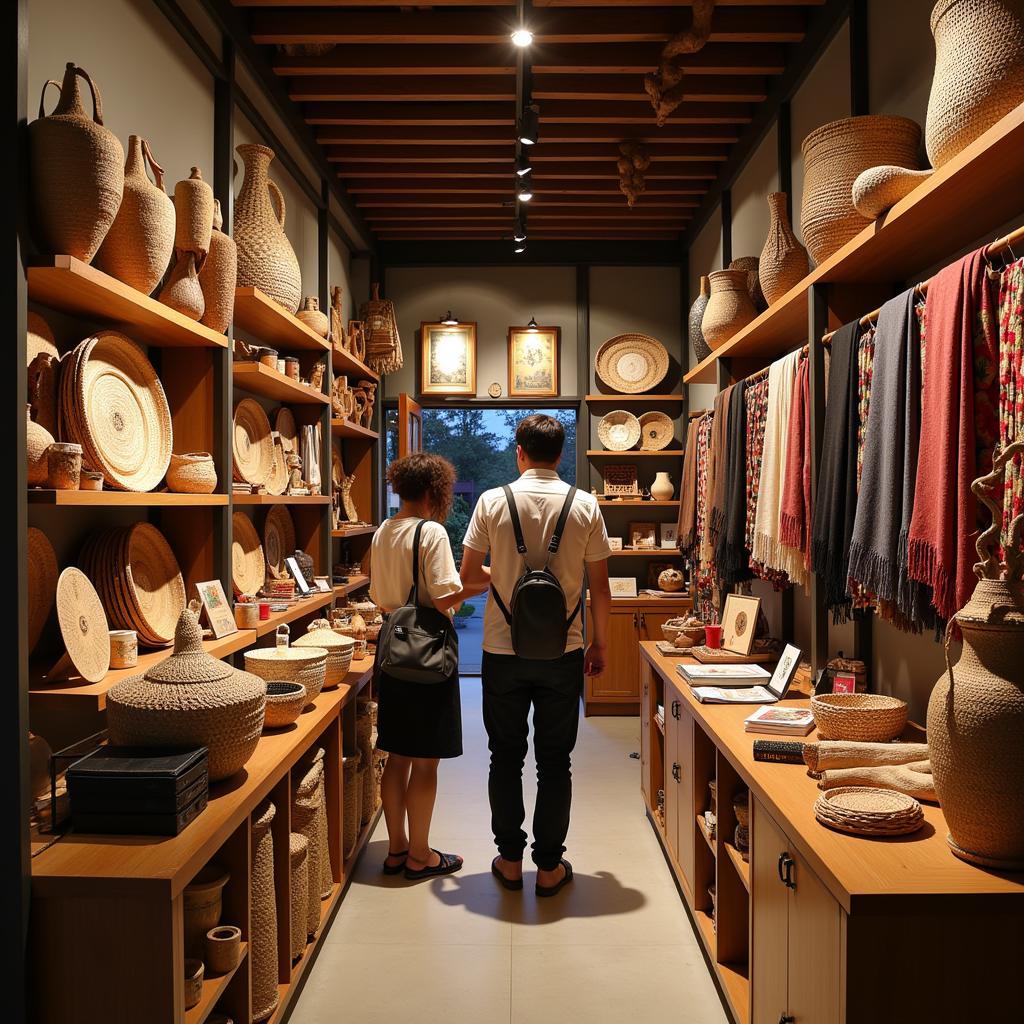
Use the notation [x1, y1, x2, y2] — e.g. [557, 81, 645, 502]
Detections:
[643, 0, 717, 126]
[617, 142, 651, 207]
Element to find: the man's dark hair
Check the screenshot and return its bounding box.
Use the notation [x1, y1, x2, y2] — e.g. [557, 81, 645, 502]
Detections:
[516, 414, 565, 464]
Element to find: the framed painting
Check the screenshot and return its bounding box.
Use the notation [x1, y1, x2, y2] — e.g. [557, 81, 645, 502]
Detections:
[722, 593, 761, 656]
[196, 579, 238, 639]
[628, 521, 658, 550]
[420, 322, 477, 396]
[609, 577, 639, 599]
[507, 325, 559, 397]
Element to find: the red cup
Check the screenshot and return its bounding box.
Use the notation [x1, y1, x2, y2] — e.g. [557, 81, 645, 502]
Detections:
[258, 602, 270, 621]
[705, 624, 723, 649]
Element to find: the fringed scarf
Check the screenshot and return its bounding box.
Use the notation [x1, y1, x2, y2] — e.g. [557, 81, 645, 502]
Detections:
[998, 257, 1024, 554]
[715, 383, 753, 585]
[707, 385, 734, 546]
[780, 354, 811, 566]
[677, 416, 701, 557]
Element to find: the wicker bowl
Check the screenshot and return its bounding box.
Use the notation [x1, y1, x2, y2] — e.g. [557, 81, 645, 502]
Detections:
[661, 618, 689, 644]
[245, 647, 327, 705]
[597, 410, 641, 451]
[294, 621, 355, 688]
[810, 693, 908, 742]
[263, 680, 307, 729]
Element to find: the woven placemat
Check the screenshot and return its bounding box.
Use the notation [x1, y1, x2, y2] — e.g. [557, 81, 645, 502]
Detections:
[814, 786, 924, 837]
[690, 645, 777, 664]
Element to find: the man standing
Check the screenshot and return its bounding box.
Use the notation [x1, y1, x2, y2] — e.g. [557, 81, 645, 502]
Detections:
[460, 414, 612, 896]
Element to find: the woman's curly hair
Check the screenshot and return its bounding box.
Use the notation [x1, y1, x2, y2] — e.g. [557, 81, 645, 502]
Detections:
[387, 452, 455, 521]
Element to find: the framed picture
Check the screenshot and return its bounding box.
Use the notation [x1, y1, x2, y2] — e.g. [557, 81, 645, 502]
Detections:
[602, 464, 639, 496]
[285, 556, 312, 595]
[660, 523, 678, 548]
[628, 521, 658, 550]
[722, 593, 761, 656]
[196, 579, 238, 639]
[609, 577, 639, 598]
[507, 325, 559, 397]
[420, 321, 477, 395]
[608, 537, 623, 552]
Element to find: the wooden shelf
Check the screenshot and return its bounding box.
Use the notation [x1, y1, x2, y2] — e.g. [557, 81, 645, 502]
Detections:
[184, 942, 248, 1024]
[586, 450, 683, 457]
[598, 499, 678, 506]
[255, 593, 334, 637]
[697, 813, 716, 854]
[331, 418, 379, 441]
[609, 549, 683, 558]
[585, 393, 683, 403]
[723, 841, 750, 892]
[233, 362, 329, 405]
[332, 525, 377, 539]
[233, 287, 330, 352]
[27, 490, 228, 506]
[334, 575, 370, 597]
[684, 103, 1024, 384]
[717, 960, 751, 1024]
[27, 256, 230, 349]
[234, 494, 330, 506]
[331, 343, 380, 382]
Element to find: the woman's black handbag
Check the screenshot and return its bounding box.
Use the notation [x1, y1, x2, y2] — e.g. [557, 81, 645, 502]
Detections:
[376, 520, 459, 684]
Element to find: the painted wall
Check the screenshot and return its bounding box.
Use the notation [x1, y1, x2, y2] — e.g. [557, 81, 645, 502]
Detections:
[685, 210, 722, 412]
[731, 125, 779, 265]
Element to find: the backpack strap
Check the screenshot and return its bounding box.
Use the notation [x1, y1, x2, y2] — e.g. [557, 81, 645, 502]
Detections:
[546, 486, 578, 556]
[502, 484, 528, 556]
[406, 519, 426, 607]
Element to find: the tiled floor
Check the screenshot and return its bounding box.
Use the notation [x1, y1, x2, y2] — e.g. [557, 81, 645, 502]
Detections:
[291, 680, 729, 1024]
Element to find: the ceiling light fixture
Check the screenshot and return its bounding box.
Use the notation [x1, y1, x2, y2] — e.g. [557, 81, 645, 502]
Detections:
[515, 152, 533, 177]
[527, 317, 539, 332]
[511, 27, 533, 47]
[518, 104, 539, 147]
[514, 243, 527, 254]
[440, 310, 459, 326]
[517, 174, 534, 202]
[513, 217, 527, 243]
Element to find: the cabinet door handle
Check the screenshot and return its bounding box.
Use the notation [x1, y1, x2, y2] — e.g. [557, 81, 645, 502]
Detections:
[639, 611, 646, 629]
[633, 611, 639, 630]
[672, 762, 681, 783]
[670, 699, 680, 719]
[778, 1015, 795, 1024]
[777, 852, 796, 889]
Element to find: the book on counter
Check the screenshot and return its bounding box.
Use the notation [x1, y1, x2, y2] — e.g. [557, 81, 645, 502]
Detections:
[677, 662, 772, 686]
[683, 643, 803, 706]
[744, 706, 816, 736]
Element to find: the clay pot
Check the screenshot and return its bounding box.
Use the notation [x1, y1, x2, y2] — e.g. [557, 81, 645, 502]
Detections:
[205, 925, 242, 974]
[651, 471, 674, 501]
[689, 276, 711, 363]
[759, 192, 809, 306]
[158, 252, 205, 321]
[167, 451, 217, 494]
[198, 200, 237, 334]
[29, 63, 124, 262]
[701, 269, 757, 350]
[47, 442, 82, 490]
[183, 863, 230, 961]
[27, 404, 54, 487]
[173, 166, 214, 262]
[297, 296, 329, 338]
[94, 136, 175, 295]
[234, 144, 302, 313]
[658, 568, 686, 593]
[728, 256, 766, 312]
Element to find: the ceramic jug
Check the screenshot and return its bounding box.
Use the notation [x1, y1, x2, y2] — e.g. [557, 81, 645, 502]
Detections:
[701, 269, 757, 350]
[759, 192, 809, 306]
[651, 472, 674, 502]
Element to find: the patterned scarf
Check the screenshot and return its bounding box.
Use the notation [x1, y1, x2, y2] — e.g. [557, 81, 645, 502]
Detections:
[998, 257, 1024, 553]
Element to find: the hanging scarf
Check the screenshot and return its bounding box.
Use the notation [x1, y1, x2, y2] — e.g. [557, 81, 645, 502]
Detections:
[677, 416, 701, 557]
[701, 388, 730, 575]
[708, 385, 733, 546]
[908, 247, 998, 622]
[811, 320, 861, 621]
[694, 412, 715, 623]
[998, 257, 1024, 554]
[744, 376, 770, 552]
[715, 383, 752, 585]
[780, 354, 810, 560]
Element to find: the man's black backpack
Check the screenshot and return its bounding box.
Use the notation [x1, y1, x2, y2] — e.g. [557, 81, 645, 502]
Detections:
[490, 485, 581, 661]
[376, 520, 459, 684]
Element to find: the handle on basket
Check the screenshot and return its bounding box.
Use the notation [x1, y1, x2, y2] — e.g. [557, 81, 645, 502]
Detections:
[268, 178, 286, 228]
[37, 79, 63, 119]
[141, 138, 166, 191]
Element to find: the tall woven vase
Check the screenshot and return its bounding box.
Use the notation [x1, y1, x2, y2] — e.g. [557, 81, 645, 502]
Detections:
[688, 276, 711, 363]
[701, 269, 756, 351]
[925, 0, 1024, 168]
[29, 62, 124, 262]
[292, 752, 330, 940]
[95, 136, 174, 295]
[198, 200, 237, 334]
[288, 833, 309, 961]
[251, 802, 280, 1023]
[233, 144, 302, 313]
[759, 192, 809, 306]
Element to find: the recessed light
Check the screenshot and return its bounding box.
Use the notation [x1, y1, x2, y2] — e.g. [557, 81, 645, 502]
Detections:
[511, 28, 533, 47]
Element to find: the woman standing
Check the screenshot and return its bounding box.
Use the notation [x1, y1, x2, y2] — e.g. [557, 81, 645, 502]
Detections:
[370, 453, 487, 880]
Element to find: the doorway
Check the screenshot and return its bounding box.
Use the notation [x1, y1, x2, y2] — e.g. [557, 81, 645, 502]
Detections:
[385, 403, 578, 672]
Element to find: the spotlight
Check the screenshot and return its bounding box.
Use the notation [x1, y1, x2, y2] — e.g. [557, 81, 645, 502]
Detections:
[511, 27, 533, 47]
[515, 152, 533, 177]
[440, 310, 459, 326]
[517, 174, 534, 202]
[514, 243, 527, 254]
[518, 104, 539, 147]
[527, 317, 539, 332]
[513, 218, 527, 243]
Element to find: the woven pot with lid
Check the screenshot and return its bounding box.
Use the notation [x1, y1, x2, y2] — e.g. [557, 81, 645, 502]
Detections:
[245, 646, 327, 705]
[597, 410, 641, 451]
[595, 334, 669, 394]
[294, 619, 355, 688]
[106, 602, 266, 781]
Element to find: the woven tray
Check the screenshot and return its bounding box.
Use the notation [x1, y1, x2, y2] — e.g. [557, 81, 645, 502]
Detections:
[638, 411, 674, 451]
[275, 406, 298, 454]
[233, 399, 274, 487]
[266, 434, 288, 497]
[595, 334, 669, 394]
[55, 567, 110, 683]
[597, 410, 641, 451]
[814, 786, 924, 837]
[690, 644, 777, 664]
[264, 505, 296, 580]
[231, 511, 266, 598]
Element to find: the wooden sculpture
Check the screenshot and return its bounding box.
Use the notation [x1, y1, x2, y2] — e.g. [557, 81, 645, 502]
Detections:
[643, 0, 716, 125]
[618, 142, 651, 206]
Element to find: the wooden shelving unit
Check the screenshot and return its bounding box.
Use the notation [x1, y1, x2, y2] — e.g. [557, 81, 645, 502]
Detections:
[233, 287, 330, 352]
[598, 499, 678, 506]
[697, 813, 716, 854]
[331, 418, 379, 441]
[585, 393, 684, 403]
[332, 525, 377, 539]
[233, 494, 331, 506]
[184, 943, 249, 1024]
[586, 450, 683, 457]
[331, 343, 379, 382]
[233, 361, 330, 405]
[724, 842, 750, 892]
[334, 575, 370, 598]
[27, 490, 229, 506]
[608, 549, 683, 558]
[254, 593, 334, 638]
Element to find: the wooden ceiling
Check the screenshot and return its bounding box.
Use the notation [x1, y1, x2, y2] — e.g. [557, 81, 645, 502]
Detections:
[233, 1, 821, 245]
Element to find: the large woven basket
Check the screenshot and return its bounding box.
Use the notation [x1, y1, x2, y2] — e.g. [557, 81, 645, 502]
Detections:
[810, 692, 908, 742]
[232, 399, 274, 486]
[294, 620, 355, 688]
[594, 334, 669, 394]
[342, 752, 362, 858]
[245, 646, 327, 704]
[251, 802, 279, 1022]
[288, 833, 309, 961]
[359, 283, 404, 374]
[800, 115, 921, 264]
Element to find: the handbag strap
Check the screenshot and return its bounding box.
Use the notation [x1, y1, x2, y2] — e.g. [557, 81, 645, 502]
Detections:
[405, 519, 426, 607]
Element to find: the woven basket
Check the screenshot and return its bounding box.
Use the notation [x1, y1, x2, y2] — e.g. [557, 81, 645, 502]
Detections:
[800, 115, 921, 264]
[810, 693, 908, 742]
[728, 256, 766, 311]
[251, 802, 279, 1023]
[852, 165, 933, 220]
[288, 833, 309, 960]
[55, 567, 110, 683]
[359, 283, 404, 374]
[293, 754, 329, 937]
[297, 296, 330, 338]
[275, 406, 298, 454]
[183, 863, 229, 961]
[688, 276, 711, 363]
[263, 681, 307, 730]
[597, 410, 641, 451]
[638, 411, 674, 451]
[814, 786, 924, 837]
[294, 621, 355, 688]
[702, 269, 757, 350]
[158, 252, 205, 322]
[595, 334, 669, 394]
[233, 399, 274, 486]
[231, 511, 266, 598]
[342, 752, 362, 858]
[198, 200, 236, 334]
[28, 527, 57, 655]
[166, 452, 217, 495]
[245, 647, 327, 705]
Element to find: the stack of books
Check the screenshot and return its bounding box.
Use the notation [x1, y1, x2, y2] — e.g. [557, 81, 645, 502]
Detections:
[743, 706, 816, 736]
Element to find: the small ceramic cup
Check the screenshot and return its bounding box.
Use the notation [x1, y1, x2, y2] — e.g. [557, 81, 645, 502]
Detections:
[183, 959, 204, 1010]
[80, 469, 104, 491]
[109, 629, 138, 669]
[234, 602, 259, 628]
[704, 624, 723, 650]
[205, 924, 242, 974]
[47, 442, 83, 490]
[284, 356, 300, 380]
[276, 358, 287, 375]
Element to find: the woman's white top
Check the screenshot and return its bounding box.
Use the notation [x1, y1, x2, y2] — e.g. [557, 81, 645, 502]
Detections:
[369, 516, 462, 612]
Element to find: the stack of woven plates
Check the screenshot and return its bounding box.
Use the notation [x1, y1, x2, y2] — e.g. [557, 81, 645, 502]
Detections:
[264, 505, 296, 580]
[232, 399, 275, 488]
[814, 786, 924, 837]
[59, 331, 173, 491]
[231, 512, 266, 598]
[80, 523, 186, 647]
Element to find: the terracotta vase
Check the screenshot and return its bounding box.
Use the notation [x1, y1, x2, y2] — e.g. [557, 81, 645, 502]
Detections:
[689, 275, 711, 363]
[925, 0, 1024, 168]
[234, 144, 302, 313]
[927, 441, 1024, 870]
[27, 404, 53, 487]
[297, 296, 329, 338]
[95, 136, 175, 295]
[759, 192, 809, 306]
[29, 62, 124, 262]
[173, 166, 214, 263]
[158, 252, 205, 321]
[651, 471, 674, 501]
[701, 269, 757, 350]
[198, 200, 237, 334]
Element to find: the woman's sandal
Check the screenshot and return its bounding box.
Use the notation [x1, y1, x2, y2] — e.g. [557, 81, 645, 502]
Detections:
[536, 859, 573, 898]
[404, 849, 463, 881]
[491, 856, 524, 891]
[382, 850, 409, 875]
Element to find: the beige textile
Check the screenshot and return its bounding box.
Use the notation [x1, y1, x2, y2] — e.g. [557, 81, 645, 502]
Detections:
[804, 740, 929, 772]
[819, 761, 936, 803]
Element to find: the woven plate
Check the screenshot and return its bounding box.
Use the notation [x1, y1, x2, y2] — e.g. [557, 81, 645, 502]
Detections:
[595, 334, 669, 394]
[597, 410, 641, 451]
[55, 567, 110, 683]
[76, 332, 173, 492]
[266, 434, 288, 496]
[275, 406, 298, 454]
[233, 399, 274, 487]
[264, 505, 296, 580]
[332, 441, 345, 492]
[123, 523, 186, 646]
[638, 411, 674, 451]
[232, 512, 266, 597]
[28, 527, 58, 654]
[814, 786, 924, 837]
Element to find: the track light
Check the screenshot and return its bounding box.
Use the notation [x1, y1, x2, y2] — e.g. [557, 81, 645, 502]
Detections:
[515, 152, 533, 177]
[511, 27, 533, 47]
[518, 104, 539, 147]
[527, 317, 539, 332]
[513, 217, 527, 243]
[517, 174, 534, 202]
[440, 310, 459, 326]
[514, 243, 527, 254]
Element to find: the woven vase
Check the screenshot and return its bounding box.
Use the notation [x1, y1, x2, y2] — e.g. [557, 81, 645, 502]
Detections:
[27, 404, 53, 487]
[251, 802, 280, 1023]
[166, 451, 217, 495]
[288, 833, 309, 961]
[198, 200, 237, 334]
[94, 136, 174, 295]
[800, 115, 921, 264]
[688, 276, 711, 363]
[342, 752, 361, 858]
[759, 192, 809, 306]
[297, 296, 329, 338]
[158, 252, 205, 321]
[728, 256, 766, 312]
[926, 0, 1024, 168]
[701, 269, 757, 350]
[234, 144, 302, 313]
[173, 166, 214, 263]
[29, 62, 124, 262]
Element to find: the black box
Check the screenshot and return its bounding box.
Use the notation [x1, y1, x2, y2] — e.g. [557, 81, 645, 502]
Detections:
[70, 790, 208, 837]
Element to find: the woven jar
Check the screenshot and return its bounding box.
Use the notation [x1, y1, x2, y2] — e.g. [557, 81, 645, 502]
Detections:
[294, 749, 333, 905]
[173, 166, 214, 262]
[106, 603, 266, 781]
[759, 192, 809, 306]
[47, 442, 82, 490]
[342, 752, 361, 858]
[688, 276, 711, 363]
[288, 833, 309, 960]
[245, 646, 327, 705]
[234, 144, 302, 313]
[728, 256, 766, 312]
[701, 269, 757, 350]
[251, 802, 279, 1023]
[158, 252, 205, 321]
[28, 62, 124, 262]
[294, 620, 355, 689]
[94, 136, 174, 295]
[198, 200, 237, 334]
[297, 296, 330, 338]
[926, 0, 1024, 168]
[166, 451, 217, 494]
[800, 115, 921, 264]
[183, 863, 229, 961]
[27, 404, 54, 487]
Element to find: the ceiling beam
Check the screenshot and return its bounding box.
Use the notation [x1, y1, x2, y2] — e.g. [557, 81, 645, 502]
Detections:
[334, 162, 715, 181]
[345, 180, 703, 196]
[376, 238, 685, 267]
[239, 1, 820, 8]
[289, 76, 516, 102]
[531, 74, 767, 102]
[353, 196, 698, 207]
[528, 141, 733, 159]
[362, 212, 695, 221]
[309, 122, 748, 143]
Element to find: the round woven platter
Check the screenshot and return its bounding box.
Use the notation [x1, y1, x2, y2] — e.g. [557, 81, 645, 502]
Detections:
[28, 527, 58, 655]
[814, 786, 924, 837]
[233, 399, 274, 487]
[638, 411, 674, 451]
[264, 505, 296, 580]
[275, 406, 298, 454]
[595, 334, 669, 394]
[331, 441, 345, 492]
[123, 523, 187, 645]
[597, 410, 641, 451]
[266, 434, 289, 496]
[55, 567, 110, 683]
[232, 512, 266, 597]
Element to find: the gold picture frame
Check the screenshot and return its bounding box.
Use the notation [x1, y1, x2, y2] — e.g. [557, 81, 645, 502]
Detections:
[420, 322, 477, 396]
[507, 325, 560, 397]
[722, 593, 761, 656]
